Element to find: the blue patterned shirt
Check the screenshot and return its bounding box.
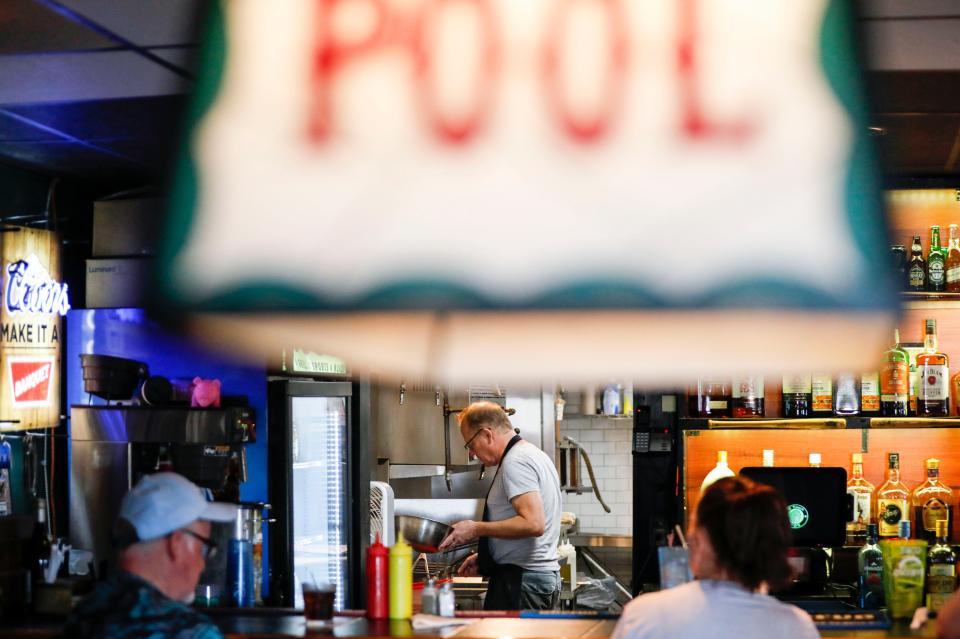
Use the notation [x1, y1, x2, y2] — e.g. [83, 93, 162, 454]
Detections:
[61, 571, 222, 639]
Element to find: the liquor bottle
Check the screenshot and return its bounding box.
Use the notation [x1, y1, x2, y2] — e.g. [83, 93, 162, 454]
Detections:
[892, 244, 908, 290]
[912, 458, 954, 543]
[928, 225, 946, 292]
[947, 224, 960, 293]
[847, 453, 875, 545]
[833, 373, 860, 416]
[782, 374, 812, 418]
[731, 375, 764, 417]
[809, 453, 822, 468]
[918, 319, 950, 416]
[31, 497, 52, 586]
[701, 450, 735, 492]
[901, 339, 926, 416]
[908, 234, 926, 291]
[689, 379, 731, 418]
[926, 520, 957, 613]
[811, 374, 833, 416]
[858, 523, 884, 609]
[880, 329, 909, 417]
[762, 449, 775, 467]
[877, 452, 910, 539]
[860, 371, 881, 416]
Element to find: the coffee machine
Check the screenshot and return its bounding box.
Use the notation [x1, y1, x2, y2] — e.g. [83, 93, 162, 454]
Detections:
[68, 405, 255, 575]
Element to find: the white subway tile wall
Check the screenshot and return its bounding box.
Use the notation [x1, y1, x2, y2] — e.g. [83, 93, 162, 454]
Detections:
[561, 415, 633, 535]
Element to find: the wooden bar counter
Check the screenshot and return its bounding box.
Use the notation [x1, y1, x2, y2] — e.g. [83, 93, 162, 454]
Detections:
[0, 611, 943, 639]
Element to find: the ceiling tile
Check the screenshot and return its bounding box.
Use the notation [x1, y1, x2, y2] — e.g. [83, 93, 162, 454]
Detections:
[0, 50, 189, 104]
[869, 71, 960, 114]
[56, 0, 205, 48]
[0, 0, 115, 54]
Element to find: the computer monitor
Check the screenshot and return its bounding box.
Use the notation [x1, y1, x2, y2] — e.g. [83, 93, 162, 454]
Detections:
[739, 467, 848, 547]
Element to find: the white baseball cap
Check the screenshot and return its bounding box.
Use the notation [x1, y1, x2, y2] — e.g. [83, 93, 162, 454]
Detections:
[116, 472, 237, 545]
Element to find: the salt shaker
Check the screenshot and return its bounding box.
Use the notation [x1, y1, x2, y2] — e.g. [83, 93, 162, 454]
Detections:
[438, 582, 455, 617]
[421, 578, 439, 615]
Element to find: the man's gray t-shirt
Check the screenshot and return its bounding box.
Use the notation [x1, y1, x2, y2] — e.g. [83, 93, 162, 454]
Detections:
[487, 441, 561, 572]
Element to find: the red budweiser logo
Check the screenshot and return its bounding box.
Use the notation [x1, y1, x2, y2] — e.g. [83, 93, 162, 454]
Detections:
[9, 359, 53, 406]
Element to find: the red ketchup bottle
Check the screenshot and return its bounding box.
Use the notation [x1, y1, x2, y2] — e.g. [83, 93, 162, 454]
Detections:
[367, 534, 389, 619]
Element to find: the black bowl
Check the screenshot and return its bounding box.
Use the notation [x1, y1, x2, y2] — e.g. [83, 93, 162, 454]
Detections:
[80, 354, 149, 400]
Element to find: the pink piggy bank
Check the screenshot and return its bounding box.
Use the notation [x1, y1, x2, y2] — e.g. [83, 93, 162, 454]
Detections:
[191, 377, 221, 408]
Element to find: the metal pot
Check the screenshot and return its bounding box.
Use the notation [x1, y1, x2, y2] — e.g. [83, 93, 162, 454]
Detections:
[395, 515, 452, 553]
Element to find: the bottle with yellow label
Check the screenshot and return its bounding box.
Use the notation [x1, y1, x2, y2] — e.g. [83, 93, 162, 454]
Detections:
[878, 453, 910, 539]
[811, 374, 833, 416]
[912, 458, 953, 543]
[388, 535, 412, 620]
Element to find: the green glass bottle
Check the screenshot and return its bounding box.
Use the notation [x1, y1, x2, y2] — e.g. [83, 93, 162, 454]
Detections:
[880, 329, 909, 417]
[928, 226, 946, 292]
[926, 520, 956, 613]
[858, 523, 884, 609]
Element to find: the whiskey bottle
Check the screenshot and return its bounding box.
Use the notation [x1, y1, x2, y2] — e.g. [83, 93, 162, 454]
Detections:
[847, 453, 875, 545]
[926, 520, 957, 613]
[731, 375, 764, 417]
[858, 523, 884, 609]
[700, 450, 735, 492]
[918, 319, 950, 416]
[811, 374, 833, 416]
[782, 374, 812, 418]
[912, 458, 954, 543]
[928, 225, 946, 292]
[947, 224, 960, 293]
[860, 371, 881, 416]
[908, 234, 926, 291]
[689, 379, 731, 418]
[878, 452, 910, 538]
[833, 373, 860, 416]
[880, 329, 909, 417]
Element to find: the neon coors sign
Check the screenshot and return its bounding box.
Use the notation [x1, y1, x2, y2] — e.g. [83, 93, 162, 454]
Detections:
[0, 229, 65, 430]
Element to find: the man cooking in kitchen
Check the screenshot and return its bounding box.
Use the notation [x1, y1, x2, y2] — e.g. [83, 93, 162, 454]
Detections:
[438, 401, 562, 610]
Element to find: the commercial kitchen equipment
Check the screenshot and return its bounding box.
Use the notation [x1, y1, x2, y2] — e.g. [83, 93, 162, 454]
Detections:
[267, 380, 367, 611]
[69, 405, 255, 574]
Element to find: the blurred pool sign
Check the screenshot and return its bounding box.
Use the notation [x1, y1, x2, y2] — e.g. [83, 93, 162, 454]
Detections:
[162, 0, 894, 384]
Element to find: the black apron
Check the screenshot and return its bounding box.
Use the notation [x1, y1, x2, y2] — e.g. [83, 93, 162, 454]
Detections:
[477, 434, 525, 610]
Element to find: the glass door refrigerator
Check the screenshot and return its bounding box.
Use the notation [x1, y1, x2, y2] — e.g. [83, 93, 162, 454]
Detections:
[268, 380, 368, 609]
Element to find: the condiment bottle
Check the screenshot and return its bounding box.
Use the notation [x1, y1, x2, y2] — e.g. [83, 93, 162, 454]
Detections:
[388, 535, 412, 620]
[366, 534, 389, 619]
[421, 578, 438, 615]
[438, 582, 455, 617]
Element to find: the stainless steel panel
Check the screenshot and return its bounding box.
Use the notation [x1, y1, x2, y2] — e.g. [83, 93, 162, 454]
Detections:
[372, 384, 471, 466]
[70, 406, 254, 443]
[69, 441, 130, 569]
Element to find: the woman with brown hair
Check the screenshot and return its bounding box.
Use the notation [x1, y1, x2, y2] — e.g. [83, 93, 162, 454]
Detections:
[611, 476, 818, 639]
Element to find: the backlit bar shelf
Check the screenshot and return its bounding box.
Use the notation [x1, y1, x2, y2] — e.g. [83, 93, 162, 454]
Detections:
[682, 417, 960, 430]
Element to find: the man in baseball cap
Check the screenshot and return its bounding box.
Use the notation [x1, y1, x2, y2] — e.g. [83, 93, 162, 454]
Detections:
[62, 472, 237, 639]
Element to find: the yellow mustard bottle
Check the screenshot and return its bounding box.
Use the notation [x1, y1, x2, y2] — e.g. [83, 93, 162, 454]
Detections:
[388, 535, 413, 620]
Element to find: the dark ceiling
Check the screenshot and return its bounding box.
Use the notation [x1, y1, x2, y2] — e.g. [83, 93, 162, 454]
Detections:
[0, 0, 958, 182]
[0, 0, 202, 182]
